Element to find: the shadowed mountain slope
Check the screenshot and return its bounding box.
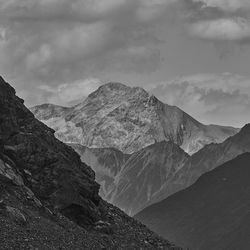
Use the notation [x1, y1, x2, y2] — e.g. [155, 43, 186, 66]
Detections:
[135, 153, 250, 250]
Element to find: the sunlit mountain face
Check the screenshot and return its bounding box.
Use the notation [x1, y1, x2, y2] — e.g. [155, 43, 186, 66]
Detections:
[31, 82, 238, 156]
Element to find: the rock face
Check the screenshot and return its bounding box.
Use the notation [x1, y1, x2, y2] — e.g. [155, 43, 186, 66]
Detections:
[135, 153, 250, 250]
[31, 82, 238, 155]
[0, 76, 181, 249]
[150, 123, 250, 204]
[71, 141, 189, 216]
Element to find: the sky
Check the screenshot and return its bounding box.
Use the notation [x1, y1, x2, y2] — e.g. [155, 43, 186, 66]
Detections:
[1, 0, 250, 127]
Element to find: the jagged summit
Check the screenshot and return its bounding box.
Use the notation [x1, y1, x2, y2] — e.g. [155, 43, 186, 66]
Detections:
[87, 82, 131, 99]
[238, 123, 250, 134]
[31, 81, 238, 155]
[87, 81, 150, 105]
[100, 81, 130, 91]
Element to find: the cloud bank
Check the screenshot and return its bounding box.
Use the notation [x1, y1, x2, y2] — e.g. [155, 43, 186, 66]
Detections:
[1, 0, 250, 88]
[150, 73, 250, 127]
[0, 0, 170, 85]
[186, 0, 250, 42]
[1, 0, 250, 126]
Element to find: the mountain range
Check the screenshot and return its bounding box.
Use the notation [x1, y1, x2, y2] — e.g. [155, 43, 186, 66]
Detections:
[145, 123, 250, 205]
[0, 76, 180, 249]
[135, 153, 250, 250]
[31, 82, 238, 156]
[70, 123, 250, 217]
[31, 82, 242, 216]
[29, 80, 250, 249]
[70, 141, 189, 216]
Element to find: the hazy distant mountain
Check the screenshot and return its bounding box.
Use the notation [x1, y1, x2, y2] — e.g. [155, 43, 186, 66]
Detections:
[150, 123, 250, 204]
[109, 141, 189, 216]
[135, 153, 250, 250]
[68, 143, 130, 199]
[31, 82, 238, 155]
[70, 141, 189, 216]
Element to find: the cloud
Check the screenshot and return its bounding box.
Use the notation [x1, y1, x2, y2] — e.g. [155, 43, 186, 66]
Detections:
[0, 0, 173, 87]
[0, 0, 130, 23]
[193, 0, 250, 12]
[149, 73, 250, 127]
[182, 0, 250, 43]
[1, 0, 250, 87]
[1, 0, 250, 120]
[39, 78, 102, 106]
[189, 18, 250, 41]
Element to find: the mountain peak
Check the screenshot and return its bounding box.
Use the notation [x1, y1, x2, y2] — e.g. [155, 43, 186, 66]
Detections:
[101, 82, 130, 91]
[239, 123, 250, 134]
[87, 82, 131, 99]
[0, 75, 15, 96]
[32, 81, 238, 155]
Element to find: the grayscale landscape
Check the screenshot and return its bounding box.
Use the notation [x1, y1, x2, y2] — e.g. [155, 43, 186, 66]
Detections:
[1, 1, 250, 249]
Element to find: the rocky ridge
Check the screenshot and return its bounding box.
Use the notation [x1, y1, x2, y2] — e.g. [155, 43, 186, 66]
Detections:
[135, 153, 250, 250]
[0, 76, 181, 249]
[31, 82, 238, 155]
[71, 122, 250, 217]
[149, 123, 250, 204]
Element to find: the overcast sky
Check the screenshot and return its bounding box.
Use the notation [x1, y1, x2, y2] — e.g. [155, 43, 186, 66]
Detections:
[1, 0, 250, 127]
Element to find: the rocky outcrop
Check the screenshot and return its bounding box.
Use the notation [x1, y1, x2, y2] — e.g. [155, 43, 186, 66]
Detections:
[0, 76, 181, 249]
[0, 77, 100, 225]
[135, 153, 250, 250]
[31, 82, 238, 155]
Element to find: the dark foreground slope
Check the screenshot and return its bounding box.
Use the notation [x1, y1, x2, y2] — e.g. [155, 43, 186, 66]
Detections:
[0, 76, 180, 249]
[135, 153, 250, 250]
